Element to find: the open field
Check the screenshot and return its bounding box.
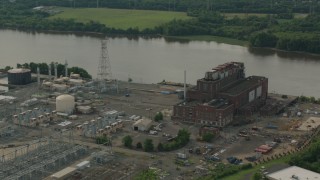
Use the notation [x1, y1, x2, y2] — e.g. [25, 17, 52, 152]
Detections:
[50, 8, 191, 30]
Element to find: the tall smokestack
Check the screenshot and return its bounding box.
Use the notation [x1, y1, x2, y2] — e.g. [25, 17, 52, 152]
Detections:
[184, 70, 186, 102]
[54, 62, 58, 79]
[48, 63, 52, 80]
[65, 60, 68, 77]
[37, 66, 40, 86]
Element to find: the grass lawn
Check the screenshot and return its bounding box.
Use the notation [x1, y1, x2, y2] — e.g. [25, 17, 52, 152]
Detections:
[50, 8, 191, 30]
[166, 35, 249, 46]
[223, 156, 292, 180]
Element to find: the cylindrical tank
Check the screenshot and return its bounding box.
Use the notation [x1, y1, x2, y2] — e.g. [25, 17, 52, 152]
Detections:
[56, 94, 75, 114]
[7, 69, 32, 85]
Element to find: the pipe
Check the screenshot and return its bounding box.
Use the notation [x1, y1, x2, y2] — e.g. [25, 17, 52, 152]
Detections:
[37, 67, 40, 86]
[48, 63, 52, 80]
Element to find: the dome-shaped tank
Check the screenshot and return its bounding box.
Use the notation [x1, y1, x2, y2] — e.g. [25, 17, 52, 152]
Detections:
[8, 68, 32, 85]
[56, 94, 75, 114]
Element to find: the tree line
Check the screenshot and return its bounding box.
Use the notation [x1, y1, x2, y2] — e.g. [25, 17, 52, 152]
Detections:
[16, 62, 92, 79]
[14, 0, 320, 14]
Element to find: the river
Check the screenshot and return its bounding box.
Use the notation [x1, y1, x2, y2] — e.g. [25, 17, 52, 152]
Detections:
[0, 30, 319, 97]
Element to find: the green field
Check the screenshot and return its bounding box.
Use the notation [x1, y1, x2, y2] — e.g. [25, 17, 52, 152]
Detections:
[50, 8, 191, 30]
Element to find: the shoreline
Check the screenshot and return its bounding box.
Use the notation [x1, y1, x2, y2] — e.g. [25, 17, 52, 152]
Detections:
[2, 28, 319, 57]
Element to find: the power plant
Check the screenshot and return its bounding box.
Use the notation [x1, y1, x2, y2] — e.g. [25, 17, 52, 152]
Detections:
[1, 38, 318, 180]
[172, 62, 268, 127]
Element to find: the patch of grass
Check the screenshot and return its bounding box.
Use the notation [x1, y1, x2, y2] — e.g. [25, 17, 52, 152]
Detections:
[50, 7, 191, 30]
[166, 35, 249, 46]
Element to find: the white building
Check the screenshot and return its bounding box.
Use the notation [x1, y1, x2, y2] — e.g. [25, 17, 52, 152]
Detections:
[267, 166, 320, 180]
[132, 118, 152, 131]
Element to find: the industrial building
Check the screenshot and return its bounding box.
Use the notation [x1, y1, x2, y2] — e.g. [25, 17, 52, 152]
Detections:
[7, 68, 32, 85]
[172, 62, 268, 127]
[132, 118, 152, 131]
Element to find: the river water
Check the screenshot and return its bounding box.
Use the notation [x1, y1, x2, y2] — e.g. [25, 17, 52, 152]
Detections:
[0, 30, 319, 97]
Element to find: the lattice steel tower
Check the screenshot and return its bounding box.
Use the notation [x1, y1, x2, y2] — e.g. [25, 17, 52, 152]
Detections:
[97, 39, 113, 81]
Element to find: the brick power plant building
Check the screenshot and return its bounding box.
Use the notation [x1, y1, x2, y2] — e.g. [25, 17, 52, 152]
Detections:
[172, 62, 268, 127]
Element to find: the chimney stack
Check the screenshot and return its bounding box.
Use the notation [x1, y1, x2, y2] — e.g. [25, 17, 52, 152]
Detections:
[65, 60, 68, 77]
[184, 70, 186, 102]
[37, 66, 40, 86]
[54, 62, 58, 79]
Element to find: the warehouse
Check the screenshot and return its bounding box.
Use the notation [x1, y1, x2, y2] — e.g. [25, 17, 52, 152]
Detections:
[132, 118, 152, 131]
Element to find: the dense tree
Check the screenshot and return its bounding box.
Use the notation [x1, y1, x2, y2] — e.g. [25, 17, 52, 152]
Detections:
[96, 136, 111, 145]
[162, 129, 190, 151]
[4, 66, 13, 71]
[253, 172, 263, 180]
[154, 112, 163, 122]
[136, 142, 142, 149]
[202, 133, 215, 142]
[289, 136, 320, 173]
[144, 139, 154, 152]
[250, 32, 278, 48]
[15, 62, 92, 79]
[122, 135, 133, 148]
[157, 143, 164, 151]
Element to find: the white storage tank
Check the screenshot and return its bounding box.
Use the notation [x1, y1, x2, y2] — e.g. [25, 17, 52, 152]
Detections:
[56, 94, 75, 115]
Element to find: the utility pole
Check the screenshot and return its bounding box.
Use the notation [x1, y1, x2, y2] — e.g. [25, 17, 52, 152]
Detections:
[97, 0, 99, 8]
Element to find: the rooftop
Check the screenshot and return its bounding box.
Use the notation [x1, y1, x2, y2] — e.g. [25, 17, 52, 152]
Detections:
[8, 68, 31, 73]
[178, 98, 231, 109]
[267, 166, 320, 180]
[204, 98, 231, 109]
[221, 76, 266, 96]
[133, 118, 152, 126]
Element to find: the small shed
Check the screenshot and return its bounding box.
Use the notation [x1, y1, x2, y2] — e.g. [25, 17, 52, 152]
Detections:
[132, 118, 152, 131]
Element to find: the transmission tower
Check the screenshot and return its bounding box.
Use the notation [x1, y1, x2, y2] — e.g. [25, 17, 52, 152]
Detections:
[97, 39, 113, 81]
